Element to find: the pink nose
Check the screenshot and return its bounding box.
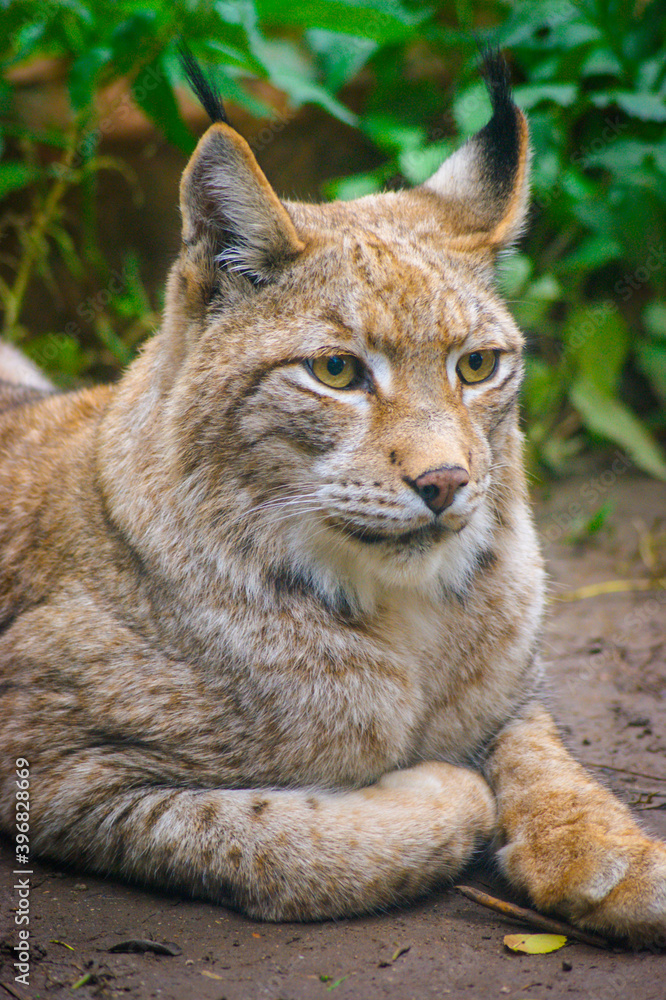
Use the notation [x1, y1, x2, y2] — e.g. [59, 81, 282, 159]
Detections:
[408, 466, 469, 514]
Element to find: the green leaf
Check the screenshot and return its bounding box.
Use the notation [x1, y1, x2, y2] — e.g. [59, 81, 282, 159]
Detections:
[591, 91, 666, 122]
[251, 35, 357, 124]
[6, 20, 48, 67]
[504, 934, 567, 954]
[558, 236, 622, 273]
[201, 40, 265, 77]
[132, 55, 196, 156]
[307, 29, 377, 91]
[582, 139, 656, 172]
[269, 71, 357, 126]
[570, 380, 666, 480]
[110, 252, 150, 319]
[513, 83, 578, 110]
[363, 116, 425, 153]
[326, 976, 348, 990]
[565, 304, 629, 395]
[643, 302, 666, 340]
[613, 93, 666, 122]
[69, 46, 111, 112]
[0, 123, 70, 151]
[636, 55, 666, 92]
[398, 141, 452, 185]
[453, 82, 491, 137]
[582, 502, 614, 537]
[495, 1, 587, 49]
[213, 0, 274, 76]
[24, 333, 92, 379]
[580, 48, 622, 78]
[560, 168, 595, 201]
[256, 0, 425, 44]
[636, 342, 666, 405]
[110, 12, 158, 75]
[49, 224, 84, 280]
[52, 0, 93, 25]
[0, 161, 40, 199]
[325, 169, 386, 200]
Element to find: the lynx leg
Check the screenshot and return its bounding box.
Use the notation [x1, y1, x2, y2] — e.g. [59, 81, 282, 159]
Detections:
[485, 705, 666, 947]
[21, 759, 495, 921]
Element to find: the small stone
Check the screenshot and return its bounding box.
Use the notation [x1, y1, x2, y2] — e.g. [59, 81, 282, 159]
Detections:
[562, 960, 573, 972]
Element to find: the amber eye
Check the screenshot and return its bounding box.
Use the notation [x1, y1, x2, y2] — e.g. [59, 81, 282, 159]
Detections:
[309, 354, 360, 389]
[456, 349, 498, 385]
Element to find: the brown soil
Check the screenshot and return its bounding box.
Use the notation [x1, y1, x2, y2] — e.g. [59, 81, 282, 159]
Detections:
[1, 465, 665, 1000]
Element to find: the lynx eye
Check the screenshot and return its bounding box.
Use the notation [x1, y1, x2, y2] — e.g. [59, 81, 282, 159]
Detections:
[309, 354, 360, 389]
[456, 349, 499, 385]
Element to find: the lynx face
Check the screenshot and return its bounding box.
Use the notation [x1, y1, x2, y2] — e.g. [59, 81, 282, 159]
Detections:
[172, 221, 524, 601]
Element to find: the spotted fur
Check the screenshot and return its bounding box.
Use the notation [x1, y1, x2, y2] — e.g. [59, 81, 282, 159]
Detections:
[0, 57, 664, 943]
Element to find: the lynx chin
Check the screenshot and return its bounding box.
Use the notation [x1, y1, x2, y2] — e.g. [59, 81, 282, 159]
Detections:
[1, 50, 665, 946]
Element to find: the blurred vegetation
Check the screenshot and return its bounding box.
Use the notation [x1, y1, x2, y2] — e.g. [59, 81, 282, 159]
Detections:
[1, 0, 665, 478]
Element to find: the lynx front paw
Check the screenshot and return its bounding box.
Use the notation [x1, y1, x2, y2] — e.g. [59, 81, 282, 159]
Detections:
[499, 829, 666, 948]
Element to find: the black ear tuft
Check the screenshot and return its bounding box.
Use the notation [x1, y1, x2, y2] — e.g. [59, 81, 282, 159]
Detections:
[422, 45, 529, 251]
[476, 47, 521, 202]
[478, 47, 513, 119]
[178, 43, 229, 125]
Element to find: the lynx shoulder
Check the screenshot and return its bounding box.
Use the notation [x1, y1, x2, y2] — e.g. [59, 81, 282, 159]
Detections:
[1, 52, 664, 944]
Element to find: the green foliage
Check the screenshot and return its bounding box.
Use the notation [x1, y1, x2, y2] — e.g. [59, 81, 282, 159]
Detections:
[1, 0, 665, 476]
[330, 0, 666, 478]
[572, 500, 614, 543]
[0, 0, 387, 379]
[492, 0, 666, 479]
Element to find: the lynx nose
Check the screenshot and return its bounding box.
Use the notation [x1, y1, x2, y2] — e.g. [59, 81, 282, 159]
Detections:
[409, 466, 469, 515]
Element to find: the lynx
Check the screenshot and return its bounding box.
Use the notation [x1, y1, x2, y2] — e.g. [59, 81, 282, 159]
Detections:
[1, 52, 665, 945]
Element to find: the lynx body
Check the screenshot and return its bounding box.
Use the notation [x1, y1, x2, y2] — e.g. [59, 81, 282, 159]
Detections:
[1, 55, 665, 943]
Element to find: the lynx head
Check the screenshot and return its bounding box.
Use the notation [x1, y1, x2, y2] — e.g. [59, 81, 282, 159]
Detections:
[150, 51, 531, 609]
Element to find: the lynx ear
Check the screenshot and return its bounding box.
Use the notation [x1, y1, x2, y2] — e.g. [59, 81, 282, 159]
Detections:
[423, 51, 530, 253]
[180, 123, 304, 283]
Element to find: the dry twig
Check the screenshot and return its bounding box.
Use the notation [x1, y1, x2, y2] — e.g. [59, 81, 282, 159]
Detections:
[553, 578, 666, 603]
[584, 762, 666, 783]
[456, 885, 611, 949]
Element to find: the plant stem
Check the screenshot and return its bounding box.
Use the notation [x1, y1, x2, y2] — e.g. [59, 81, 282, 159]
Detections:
[2, 136, 79, 341]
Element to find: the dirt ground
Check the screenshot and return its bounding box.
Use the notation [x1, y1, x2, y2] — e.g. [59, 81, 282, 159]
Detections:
[1, 462, 665, 1000]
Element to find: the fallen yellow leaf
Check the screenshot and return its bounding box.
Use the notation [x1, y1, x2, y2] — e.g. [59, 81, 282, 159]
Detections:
[201, 970, 224, 980]
[504, 933, 567, 954]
